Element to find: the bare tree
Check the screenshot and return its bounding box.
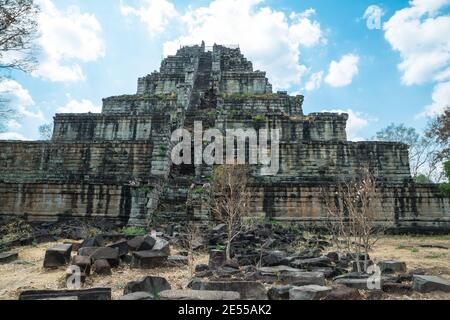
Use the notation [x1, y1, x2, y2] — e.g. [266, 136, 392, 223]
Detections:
[179, 222, 202, 277]
[0, 96, 13, 132]
[323, 167, 389, 272]
[209, 164, 251, 262]
[38, 123, 52, 140]
[0, 0, 39, 72]
[374, 123, 442, 182]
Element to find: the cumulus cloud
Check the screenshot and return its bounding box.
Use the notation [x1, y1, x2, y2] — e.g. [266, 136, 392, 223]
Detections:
[322, 109, 372, 141]
[120, 0, 178, 34]
[418, 81, 450, 117]
[383, 0, 450, 86]
[57, 99, 101, 114]
[304, 71, 323, 91]
[363, 5, 385, 30]
[33, 0, 105, 82]
[122, 0, 326, 90]
[6, 120, 22, 130]
[325, 54, 360, 87]
[0, 79, 44, 120]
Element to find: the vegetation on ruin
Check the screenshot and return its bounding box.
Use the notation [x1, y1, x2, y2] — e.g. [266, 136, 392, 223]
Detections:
[439, 160, 450, 197]
[131, 185, 154, 197]
[107, 93, 177, 102]
[121, 226, 147, 236]
[219, 92, 281, 100]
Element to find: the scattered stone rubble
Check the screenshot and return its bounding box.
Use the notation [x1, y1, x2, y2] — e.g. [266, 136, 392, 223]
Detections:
[1, 221, 449, 300]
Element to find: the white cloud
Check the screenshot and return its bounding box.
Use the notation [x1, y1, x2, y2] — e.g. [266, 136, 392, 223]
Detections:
[57, 99, 101, 113]
[120, 0, 179, 34]
[383, 0, 450, 86]
[0, 132, 29, 140]
[418, 81, 450, 117]
[123, 0, 326, 90]
[0, 79, 44, 120]
[6, 120, 22, 130]
[363, 5, 385, 30]
[322, 109, 371, 141]
[325, 54, 360, 87]
[33, 0, 105, 82]
[304, 71, 323, 91]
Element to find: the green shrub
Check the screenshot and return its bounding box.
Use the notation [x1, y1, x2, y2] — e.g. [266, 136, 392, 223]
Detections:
[122, 226, 147, 236]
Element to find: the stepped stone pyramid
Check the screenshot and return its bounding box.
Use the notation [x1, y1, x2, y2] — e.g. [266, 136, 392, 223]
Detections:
[0, 42, 449, 231]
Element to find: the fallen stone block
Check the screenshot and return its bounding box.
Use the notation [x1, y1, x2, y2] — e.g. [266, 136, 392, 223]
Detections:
[267, 285, 292, 300]
[127, 236, 145, 251]
[137, 235, 157, 251]
[188, 280, 267, 300]
[324, 285, 363, 300]
[412, 275, 450, 293]
[333, 278, 375, 290]
[260, 250, 287, 267]
[160, 289, 240, 300]
[79, 236, 105, 249]
[289, 285, 332, 300]
[79, 247, 120, 268]
[168, 255, 189, 266]
[119, 292, 154, 300]
[43, 244, 73, 268]
[209, 250, 226, 269]
[72, 255, 91, 275]
[0, 252, 18, 264]
[92, 259, 111, 275]
[19, 288, 111, 300]
[152, 238, 170, 255]
[290, 256, 332, 269]
[378, 260, 407, 274]
[108, 239, 129, 257]
[382, 282, 412, 294]
[124, 276, 171, 295]
[131, 250, 168, 268]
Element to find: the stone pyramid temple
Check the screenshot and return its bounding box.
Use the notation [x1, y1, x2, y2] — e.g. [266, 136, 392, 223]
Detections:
[0, 43, 448, 231]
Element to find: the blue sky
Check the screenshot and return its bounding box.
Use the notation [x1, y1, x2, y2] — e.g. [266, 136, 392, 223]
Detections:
[0, 0, 449, 141]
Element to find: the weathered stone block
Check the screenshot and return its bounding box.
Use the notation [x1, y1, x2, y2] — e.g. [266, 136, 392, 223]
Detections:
[160, 289, 240, 300]
[289, 285, 332, 300]
[124, 276, 171, 295]
[43, 244, 73, 268]
[131, 250, 168, 268]
[0, 252, 18, 264]
[412, 275, 450, 293]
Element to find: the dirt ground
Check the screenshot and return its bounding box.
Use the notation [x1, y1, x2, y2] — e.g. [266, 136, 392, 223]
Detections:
[0, 235, 449, 300]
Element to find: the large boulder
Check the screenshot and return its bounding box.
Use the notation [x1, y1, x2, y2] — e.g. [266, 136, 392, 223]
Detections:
[188, 280, 267, 300]
[160, 289, 240, 300]
[131, 250, 168, 268]
[289, 285, 332, 300]
[412, 275, 450, 293]
[124, 276, 171, 295]
[43, 244, 73, 268]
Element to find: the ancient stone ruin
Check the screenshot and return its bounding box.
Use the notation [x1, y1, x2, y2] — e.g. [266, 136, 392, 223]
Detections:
[0, 42, 449, 232]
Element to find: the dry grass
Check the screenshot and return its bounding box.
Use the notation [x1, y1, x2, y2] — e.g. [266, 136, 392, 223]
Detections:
[0, 241, 208, 300]
[0, 235, 449, 300]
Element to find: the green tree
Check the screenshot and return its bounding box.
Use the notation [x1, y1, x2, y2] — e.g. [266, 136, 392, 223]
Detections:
[440, 160, 450, 197]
